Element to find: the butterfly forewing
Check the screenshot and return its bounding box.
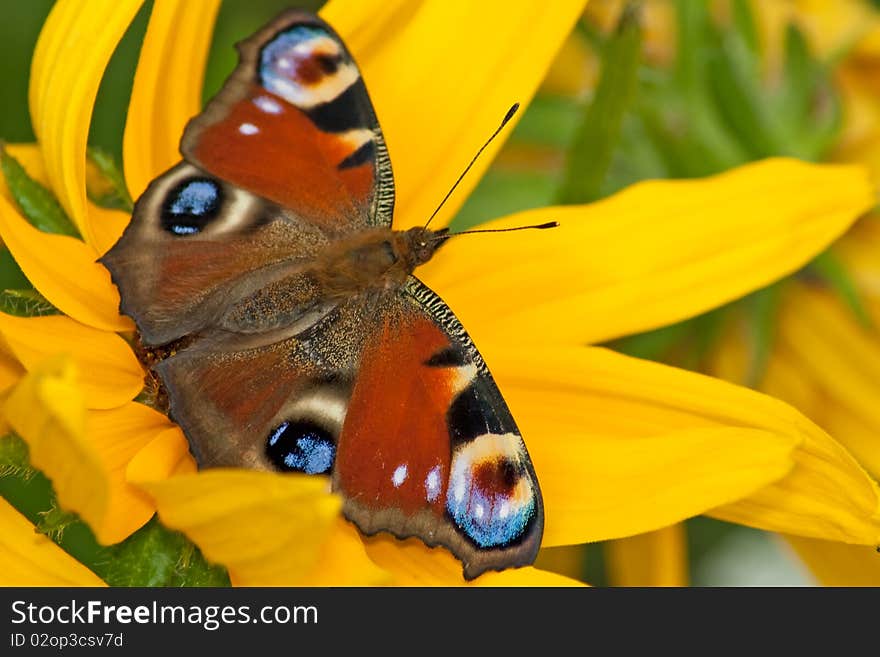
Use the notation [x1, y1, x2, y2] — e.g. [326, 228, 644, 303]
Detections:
[102, 10, 394, 346]
[181, 10, 394, 230]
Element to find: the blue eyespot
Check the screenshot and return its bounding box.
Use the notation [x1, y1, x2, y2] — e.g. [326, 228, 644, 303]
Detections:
[161, 178, 222, 235]
[446, 449, 536, 548]
[265, 421, 336, 475]
[259, 26, 345, 108]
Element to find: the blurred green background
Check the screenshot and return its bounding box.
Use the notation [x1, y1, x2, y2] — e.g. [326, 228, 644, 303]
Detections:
[0, 0, 820, 586]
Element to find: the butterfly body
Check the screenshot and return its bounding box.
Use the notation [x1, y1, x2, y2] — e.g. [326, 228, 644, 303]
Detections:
[301, 225, 444, 296]
[103, 10, 543, 579]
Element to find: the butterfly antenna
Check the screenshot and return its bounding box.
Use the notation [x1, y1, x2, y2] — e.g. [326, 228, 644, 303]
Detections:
[424, 103, 520, 230]
[433, 221, 559, 242]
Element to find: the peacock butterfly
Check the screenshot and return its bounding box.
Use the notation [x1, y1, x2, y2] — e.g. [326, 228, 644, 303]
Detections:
[102, 9, 544, 580]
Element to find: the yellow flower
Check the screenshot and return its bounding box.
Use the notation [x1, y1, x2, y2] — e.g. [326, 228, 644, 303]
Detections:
[709, 0, 880, 587]
[2, 0, 880, 587]
[567, 0, 880, 585]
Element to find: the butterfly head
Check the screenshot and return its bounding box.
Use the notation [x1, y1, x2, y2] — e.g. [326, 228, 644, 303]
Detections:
[398, 226, 450, 269]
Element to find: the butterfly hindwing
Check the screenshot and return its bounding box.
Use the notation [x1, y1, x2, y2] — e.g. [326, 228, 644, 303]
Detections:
[335, 278, 544, 579]
[154, 278, 542, 579]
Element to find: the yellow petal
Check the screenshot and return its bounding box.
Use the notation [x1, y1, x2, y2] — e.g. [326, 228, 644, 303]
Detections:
[0, 341, 25, 394]
[297, 520, 390, 587]
[785, 535, 880, 586]
[606, 524, 689, 586]
[86, 402, 177, 543]
[418, 159, 874, 345]
[708, 320, 823, 424]
[0, 313, 143, 409]
[0, 194, 133, 332]
[834, 70, 880, 186]
[486, 345, 880, 545]
[535, 426, 794, 546]
[138, 470, 343, 586]
[774, 284, 880, 480]
[5, 358, 166, 544]
[321, 0, 589, 230]
[533, 544, 587, 581]
[126, 426, 195, 484]
[29, 0, 143, 248]
[171, 453, 197, 476]
[836, 216, 880, 299]
[89, 204, 133, 258]
[124, 0, 221, 199]
[708, 431, 880, 544]
[0, 498, 105, 586]
[4, 355, 105, 533]
[363, 534, 585, 586]
[706, 302, 880, 544]
[704, 309, 880, 543]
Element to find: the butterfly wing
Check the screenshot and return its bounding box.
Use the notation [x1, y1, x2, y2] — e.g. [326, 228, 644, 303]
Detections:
[101, 10, 393, 345]
[335, 278, 544, 579]
[180, 9, 394, 230]
[155, 277, 542, 579]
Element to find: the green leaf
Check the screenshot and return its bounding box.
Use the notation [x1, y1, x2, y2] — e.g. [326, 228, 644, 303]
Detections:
[35, 503, 81, 542]
[774, 23, 843, 161]
[730, 0, 760, 67]
[707, 27, 789, 159]
[808, 250, 874, 329]
[601, 112, 671, 196]
[609, 321, 693, 362]
[744, 284, 781, 387]
[0, 288, 60, 317]
[636, 95, 748, 176]
[0, 249, 31, 291]
[0, 433, 35, 480]
[778, 23, 815, 122]
[453, 169, 558, 231]
[102, 518, 230, 587]
[685, 310, 727, 370]
[556, 4, 643, 204]
[87, 146, 133, 212]
[673, 0, 711, 94]
[608, 308, 727, 371]
[638, 2, 749, 176]
[0, 435, 105, 571]
[0, 145, 80, 237]
[510, 95, 584, 149]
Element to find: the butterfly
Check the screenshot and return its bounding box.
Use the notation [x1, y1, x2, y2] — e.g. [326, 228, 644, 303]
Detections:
[102, 9, 543, 580]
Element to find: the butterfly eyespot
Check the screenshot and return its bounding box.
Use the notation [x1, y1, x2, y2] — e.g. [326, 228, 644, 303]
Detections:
[259, 26, 358, 111]
[446, 434, 537, 548]
[265, 420, 336, 474]
[314, 52, 342, 75]
[161, 178, 223, 236]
